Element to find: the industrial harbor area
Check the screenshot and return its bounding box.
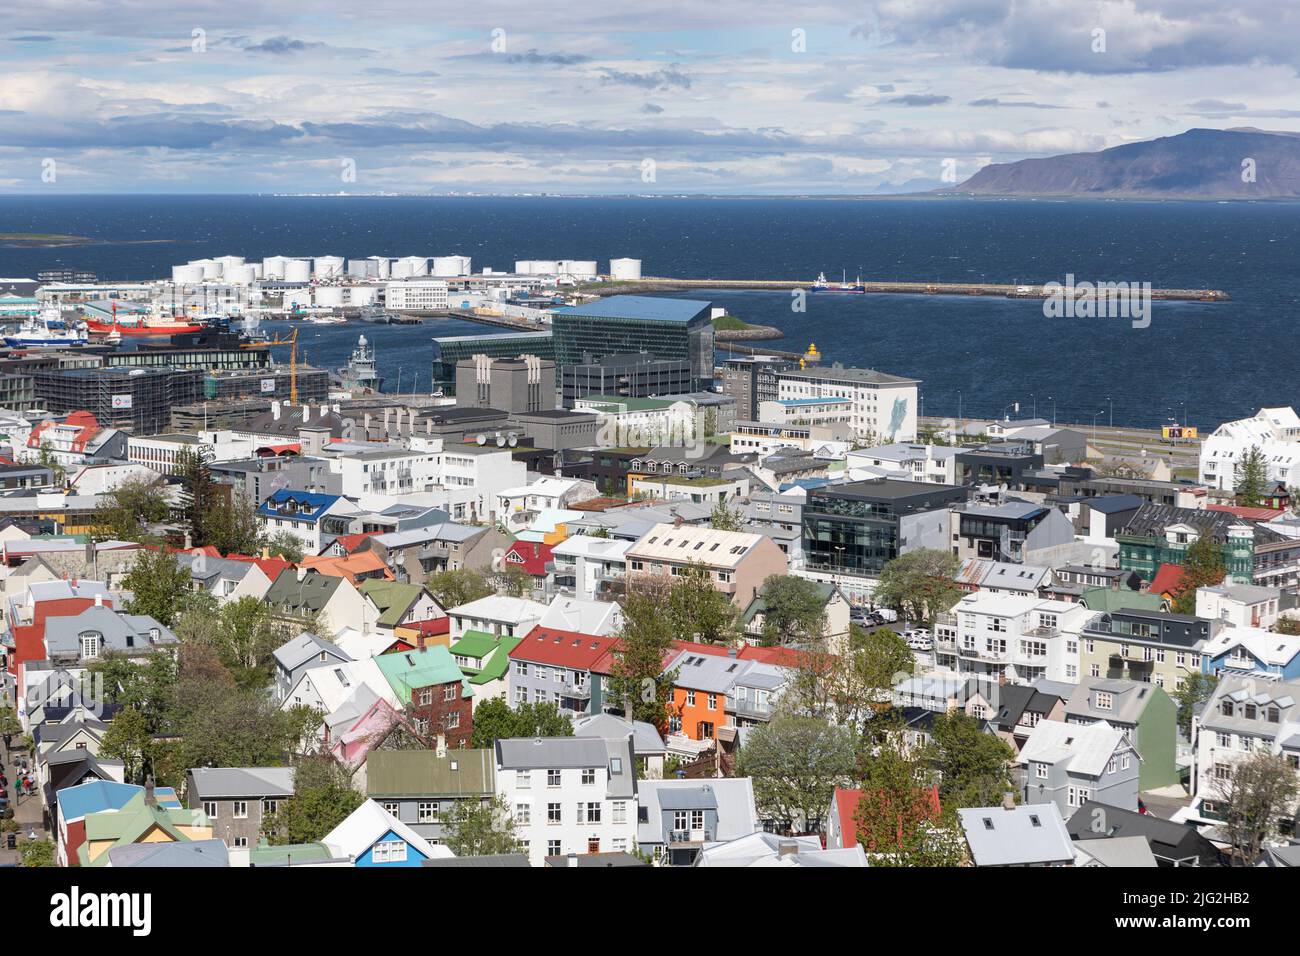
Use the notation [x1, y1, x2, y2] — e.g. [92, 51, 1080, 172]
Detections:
[3, 0, 1296, 935]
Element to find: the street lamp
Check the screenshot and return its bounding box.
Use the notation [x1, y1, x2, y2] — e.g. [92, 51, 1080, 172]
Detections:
[1047, 396, 1056, 427]
[1093, 411, 1104, 444]
[1108, 396, 1113, 429]
[1030, 393, 1036, 419]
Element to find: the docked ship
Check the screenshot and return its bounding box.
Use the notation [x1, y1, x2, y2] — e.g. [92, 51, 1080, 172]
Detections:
[338, 334, 384, 393]
[358, 307, 395, 324]
[810, 270, 866, 293]
[84, 301, 205, 336]
[3, 309, 89, 348]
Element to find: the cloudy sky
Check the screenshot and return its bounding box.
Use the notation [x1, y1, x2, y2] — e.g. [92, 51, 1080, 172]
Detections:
[2, 0, 1298, 194]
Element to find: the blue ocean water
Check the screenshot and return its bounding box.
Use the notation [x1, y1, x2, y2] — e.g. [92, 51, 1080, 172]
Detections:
[1, 194, 1297, 428]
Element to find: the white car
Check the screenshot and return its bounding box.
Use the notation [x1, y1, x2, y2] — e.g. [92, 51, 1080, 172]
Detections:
[903, 629, 933, 651]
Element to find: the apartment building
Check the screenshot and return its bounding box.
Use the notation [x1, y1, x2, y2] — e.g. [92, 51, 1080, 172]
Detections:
[495, 735, 639, 865]
[933, 592, 1091, 684]
[624, 522, 787, 607]
[776, 363, 918, 443]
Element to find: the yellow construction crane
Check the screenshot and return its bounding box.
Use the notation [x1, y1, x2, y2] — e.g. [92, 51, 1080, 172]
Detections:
[241, 326, 299, 404]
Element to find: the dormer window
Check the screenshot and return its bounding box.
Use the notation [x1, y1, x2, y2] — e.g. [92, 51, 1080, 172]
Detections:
[80, 631, 101, 659]
[1220, 700, 1235, 717]
[1095, 692, 1112, 711]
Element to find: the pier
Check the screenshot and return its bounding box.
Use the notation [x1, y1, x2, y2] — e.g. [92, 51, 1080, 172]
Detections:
[594, 277, 1231, 301]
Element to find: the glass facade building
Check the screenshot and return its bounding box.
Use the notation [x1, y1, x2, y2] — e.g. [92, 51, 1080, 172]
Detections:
[551, 296, 714, 390]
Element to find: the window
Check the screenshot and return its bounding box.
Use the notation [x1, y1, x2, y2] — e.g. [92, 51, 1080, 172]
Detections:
[516, 803, 531, 824]
[686, 690, 696, 707]
[581, 768, 595, 785]
[547, 840, 562, 856]
[612, 801, 627, 824]
[263, 799, 278, 816]
[547, 803, 561, 825]
[1035, 762, 1047, 779]
[79, 631, 101, 659]
[203, 801, 217, 818]
[372, 840, 408, 863]
[418, 688, 433, 706]
[1095, 692, 1112, 711]
[547, 769, 561, 787]
[514, 686, 527, 705]
[383, 802, 399, 815]
[232, 801, 248, 819]
[419, 802, 438, 823]
[517, 771, 530, 789]
[585, 802, 602, 824]
[707, 693, 717, 711]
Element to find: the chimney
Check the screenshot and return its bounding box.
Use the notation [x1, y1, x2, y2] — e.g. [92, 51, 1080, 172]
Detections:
[261, 546, 270, 560]
[777, 839, 800, 859]
[727, 646, 737, 658]
[567, 852, 579, 868]
[94, 594, 103, 607]
[297, 567, 307, 581]
[183, 531, 192, 550]
[302, 404, 310, 423]
[673, 515, 684, 528]
[1002, 792, 1016, 811]
[436, 734, 447, 757]
[320, 404, 328, 420]
[271, 400, 281, 421]
[144, 775, 157, 807]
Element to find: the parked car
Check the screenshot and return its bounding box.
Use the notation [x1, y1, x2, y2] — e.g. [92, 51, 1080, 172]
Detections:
[903, 628, 933, 652]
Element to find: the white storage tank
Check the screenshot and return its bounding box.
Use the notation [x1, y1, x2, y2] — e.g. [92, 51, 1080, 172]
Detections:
[514, 260, 534, 275]
[283, 259, 311, 283]
[190, 258, 223, 279]
[348, 285, 378, 306]
[431, 255, 471, 277]
[313, 286, 345, 307]
[347, 259, 373, 278]
[226, 264, 257, 285]
[251, 263, 264, 279]
[215, 255, 245, 273]
[172, 264, 204, 284]
[391, 259, 414, 279]
[559, 260, 598, 278]
[610, 258, 642, 280]
[314, 255, 344, 278]
[396, 256, 428, 277]
[368, 256, 391, 278]
[262, 256, 288, 279]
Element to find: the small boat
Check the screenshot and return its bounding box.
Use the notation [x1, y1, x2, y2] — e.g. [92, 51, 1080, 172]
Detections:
[84, 301, 204, 336]
[308, 314, 347, 325]
[810, 270, 865, 294]
[358, 307, 395, 324]
[4, 309, 89, 347]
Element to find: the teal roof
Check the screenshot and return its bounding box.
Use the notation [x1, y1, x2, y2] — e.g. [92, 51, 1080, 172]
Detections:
[250, 842, 333, 865]
[449, 630, 497, 661]
[373, 645, 472, 703]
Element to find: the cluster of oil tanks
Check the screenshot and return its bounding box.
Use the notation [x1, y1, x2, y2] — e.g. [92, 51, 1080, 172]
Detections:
[170, 254, 642, 285]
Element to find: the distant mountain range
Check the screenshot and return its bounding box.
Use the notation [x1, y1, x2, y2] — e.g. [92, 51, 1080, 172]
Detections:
[944, 128, 1300, 200]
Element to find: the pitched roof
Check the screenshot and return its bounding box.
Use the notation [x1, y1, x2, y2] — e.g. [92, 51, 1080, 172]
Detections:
[958, 805, 1073, 866]
[358, 579, 437, 627]
[1068, 800, 1222, 866]
[509, 626, 620, 670]
[1148, 562, 1188, 597]
[572, 713, 666, 755]
[1080, 586, 1167, 613]
[322, 799, 450, 862]
[372, 645, 470, 704]
[273, 632, 351, 672]
[265, 569, 345, 612]
[186, 767, 296, 799]
[107, 839, 229, 868]
[1018, 719, 1128, 777]
[364, 749, 494, 798]
[635, 778, 757, 844]
[502, 539, 553, 576]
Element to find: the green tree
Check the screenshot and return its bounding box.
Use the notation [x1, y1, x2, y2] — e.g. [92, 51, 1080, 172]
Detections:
[92, 474, 169, 543]
[425, 566, 494, 608]
[927, 710, 1016, 809]
[99, 705, 153, 784]
[121, 547, 194, 627]
[20, 839, 55, 867]
[1234, 445, 1269, 508]
[735, 714, 858, 833]
[709, 498, 745, 532]
[666, 562, 738, 645]
[607, 589, 678, 731]
[203, 491, 263, 555]
[873, 549, 962, 628]
[442, 794, 522, 857]
[173, 446, 216, 546]
[490, 563, 533, 598]
[213, 596, 282, 687]
[88, 650, 178, 733]
[757, 575, 827, 647]
[1214, 751, 1299, 866]
[1173, 672, 1219, 737]
[262, 529, 304, 563]
[855, 725, 966, 866]
[173, 680, 300, 769]
[262, 757, 364, 846]
[36, 441, 65, 486]
[783, 626, 913, 736]
[1275, 617, 1300, 636]
[1171, 535, 1227, 615]
[469, 698, 574, 748]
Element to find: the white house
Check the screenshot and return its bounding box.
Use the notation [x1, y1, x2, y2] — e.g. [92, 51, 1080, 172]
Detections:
[280, 657, 397, 715]
[496, 476, 598, 534]
[446, 593, 547, 641]
[847, 442, 960, 485]
[256, 490, 363, 555]
[549, 536, 632, 602]
[495, 735, 639, 865]
[933, 592, 1091, 685]
[1198, 406, 1300, 492]
[1195, 583, 1282, 630]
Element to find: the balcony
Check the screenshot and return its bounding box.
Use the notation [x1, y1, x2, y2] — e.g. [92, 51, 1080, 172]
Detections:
[958, 645, 1009, 662]
[563, 682, 592, 699]
[1022, 625, 1058, 638]
[934, 635, 957, 651]
[726, 693, 776, 720]
[669, 828, 713, 845]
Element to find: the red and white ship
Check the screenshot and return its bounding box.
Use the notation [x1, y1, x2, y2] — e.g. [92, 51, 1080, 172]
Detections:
[84, 301, 205, 337]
